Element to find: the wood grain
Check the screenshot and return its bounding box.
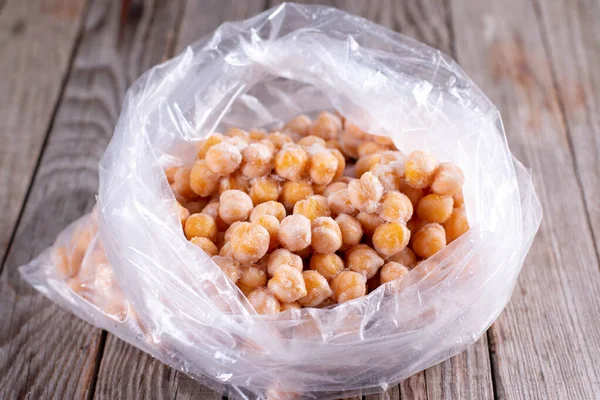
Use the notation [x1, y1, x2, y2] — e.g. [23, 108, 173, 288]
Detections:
[451, 0, 600, 398]
[0, 0, 87, 266]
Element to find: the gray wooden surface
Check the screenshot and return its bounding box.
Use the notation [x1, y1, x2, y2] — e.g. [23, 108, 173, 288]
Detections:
[0, 0, 599, 399]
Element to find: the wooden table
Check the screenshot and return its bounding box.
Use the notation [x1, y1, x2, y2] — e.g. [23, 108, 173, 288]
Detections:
[1, 0, 599, 399]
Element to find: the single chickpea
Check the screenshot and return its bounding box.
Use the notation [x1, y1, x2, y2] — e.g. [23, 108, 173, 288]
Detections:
[293, 196, 331, 221]
[346, 244, 384, 279]
[370, 164, 401, 192]
[219, 190, 254, 224]
[372, 222, 411, 258]
[190, 237, 218, 256]
[205, 142, 242, 175]
[330, 149, 346, 180]
[405, 150, 437, 189]
[309, 253, 344, 281]
[389, 247, 417, 267]
[184, 213, 217, 241]
[248, 130, 267, 141]
[197, 133, 225, 159]
[378, 191, 413, 223]
[442, 206, 469, 243]
[247, 288, 280, 315]
[280, 301, 301, 312]
[172, 167, 197, 199]
[284, 114, 312, 136]
[177, 202, 190, 227]
[357, 141, 386, 158]
[239, 266, 267, 289]
[274, 145, 308, 181]
[343, 121, 367, 140]
[297, 135, 326, 147]
[411, 223, 447, 259]
[431, 163, 464, 196]
[398, 179, 423, 208]
[298, 270, 333, 307]
[267, 132, 294, 150]
[229, 222, 270, 263]
[327, 188, 357, 216]
[416, 194, 454, 223]
[280, 181, 314, 211]
[278, 214, 312, 252]
[267, 248, 303, 277]
[331, 271, 367, 303]
[249, 175, 281, 205]
[310, 111, 342, 140]
[355, 154, 382, 178]
[225, 127, 249, 139]
[218, 171, 250, 194]
[255, 215, 280, 251]
[268, 265, 308, 303]
[165, 167, 177, 184]
[311, 217, 342, 254]
[323, 181, 348, 197]
[339, 132, 361, 159]
[356, 211, 385, 236]
[211, 255, 241, 283]
[335, 213, 363, 249]
[241, 143, 274, 178]
[250, 201, 287, 222]
[307, 149, 338, 185]
[348, 172, 384, 213]
[237, 282, 254, 297]
[190, 160, 220, 197]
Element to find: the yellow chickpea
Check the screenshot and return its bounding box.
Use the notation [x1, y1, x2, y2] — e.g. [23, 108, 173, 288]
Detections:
[218, 171, 250, 194]
[283, 114, 312, 136]
[327, 188, 357, 217]
[177, 202, 190, 227]
[331, 271, 367, 303]
[389, 247, 417, 267]
[172, 167, 197, 199]
[355, 154, 382, 178]
[346, 244, 384, 279]
[411, 223, 447, 259]
[197, 133, 225, 159]
[339, 132, 361, 159]
[249, 175, 281, 205]
[329, 149, 346, 180]
[218, 190, 254, 224]
[239, 266, 268, 289]
[308, 149, 338, 185]
[219, 241, 234, 258]
[297, 135, 326, 147]
[309, 253, 344, 281]
[255, 215, 280, 251]
[248, 130, 267, 141]
[229, 222, 270, 264]
[293, 196, 331, 221]
[356, 211, 385, 236]
[348, 172, 384, 213]
[259, 138, 277, 153]
[274, 145, 308, 181]
[247, 288, 280, 315]
[357, 141, 386, 158]
[311, 217, 342, 254]
[241, 143, 274, 178]
[250, 201, 287, 222]
[310, 111, 342, 140]
[323, 181, 348, 197]
[267, 132, 294, 150]
[268, 265, 308, 303]
[190, 237, 218, 256]
[280, 181, 314, 211]
[267, 248, 303, 277]
[212, 255, 241, 284]
[431, 163, 464, 196]
[278, 214, 312, 252]
[369, 164, 401, 192]
[280, 301, 301, 312]
[205, 142, 242, 175]
[378, 191, 413, 223]
[237, 282, 254, 297]
[372, 222, 411, 258]
[379, 262, 410, 286]
[190, 160, 220, 197]
[335, 213, 363, 249]
[184, 213, 217, 241]
[298, 270, 333, 307]
[442, 206, 469, 243]
[405, 150, 437, 189]
[416, 194, 454, 223]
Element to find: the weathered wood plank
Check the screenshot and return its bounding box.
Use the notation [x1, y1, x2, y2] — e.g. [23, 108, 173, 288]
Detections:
[451, 0, 600, 398]
[0, 0, 183, 398]
[0, 0, 87, 265]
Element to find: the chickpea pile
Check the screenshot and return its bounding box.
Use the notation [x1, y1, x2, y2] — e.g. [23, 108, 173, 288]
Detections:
[167, 111, 469, 315]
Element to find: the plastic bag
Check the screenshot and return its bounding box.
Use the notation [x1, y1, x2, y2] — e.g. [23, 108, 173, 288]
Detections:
[20, 3, 542, 399]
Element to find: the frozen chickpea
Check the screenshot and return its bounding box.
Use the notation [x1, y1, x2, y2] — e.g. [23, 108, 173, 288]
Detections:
[227, 135, 249, 151]
[308, 149, 338, 185]
[256, 215, 280, 251]
[212, 256, 241, 283]
[370, 164, 401, 192]
[225, 127, 249, 139]
[267, 249, 303, 277]
[330, 149, 346, 180]
[250, 201, 287, 222]
[297, 135, 326, 147]
[327, 188, 356, 216]
[177, 202, 190, 227]
[183, 198, 209, 215]
[284, 114, 312, 136]
[380, 261, 410, 285]
[259, 138, 277, 153]
[172, 167, 197, 199]
[278, 214, 312, 252]
[323, 181, 348, 197]
[247, 288, 280, 315]
[331, 271, 367, 303]
[268, 132, 294, 150]
[357, 141, 386, 158]
[205, 142, 242, 175]
[280, 301, 301, 312]
[356, 211, 385, 236]
[346, 244, 384, 279]
[249, 175, 281, 205]
[298, 270, 333, 307]
[197, 133, 225, 159]
[405, 150, 437, 189]
[190, 160, 220, 197]
[310, 111, 342, 140]
[339, 132, 361, 159]
[398, 179, 423, 208]
[311, 217, 342, 254]
[442, 206, 469, 243]
[335, 213, 363, 249]
[247, 130, 266, 141]
[219, 190, 253, 224]
[218, 171, 250, 194]
[344, 121, 367, 140]
[190, 237, 218, 256]
[280, 181, 314, 211]
[165, 166, 177, 184]
[219, 241, 234, 258]
[348, 172, 384, 213]
[239, 266, 267, 289]
[355, 154, 382, 178]
[412, 223, 447, 259]
[237, 283, 254, 297]
[309, 253, 344, 281]
[416, 194, 454, 223]
[431, 163, 464, 196]
[389, 247, 417, 267]
[268, 265, 308, 303]
[378, 191, 413, 223]
[372, 222, 411, 258]
[184, 213, 217, 241]
[312, 194, 328, 208]
[274, 145, 308, 181]
[241, 143, 274, 178]
[230, 222, 270, 263]
[293, 196, 331, 221]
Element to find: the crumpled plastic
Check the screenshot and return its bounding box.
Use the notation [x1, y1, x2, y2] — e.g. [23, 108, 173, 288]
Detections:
[20, 3, 542, 399]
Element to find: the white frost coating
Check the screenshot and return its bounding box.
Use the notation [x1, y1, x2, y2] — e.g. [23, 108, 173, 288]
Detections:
[20, 4, 542, 399]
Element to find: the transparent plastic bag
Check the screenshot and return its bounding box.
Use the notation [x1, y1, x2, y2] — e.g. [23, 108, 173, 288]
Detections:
[20, 3, 542, 399]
